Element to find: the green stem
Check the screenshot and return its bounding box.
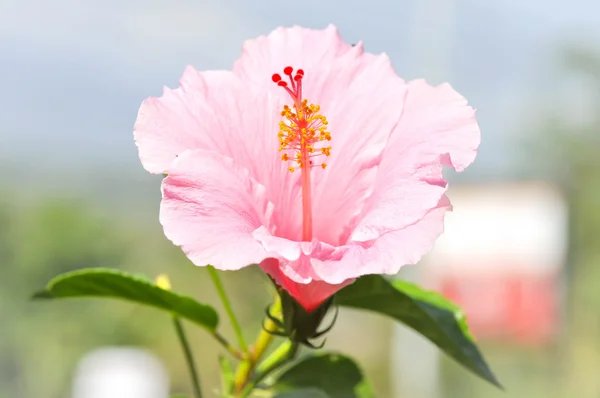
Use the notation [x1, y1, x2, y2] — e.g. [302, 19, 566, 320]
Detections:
[255, 340, 298, 381]
[233, 297, 282, 395]
[173, 316, 203, 398]
[239, 340, 299, 397]
[207, 266, 249, 354]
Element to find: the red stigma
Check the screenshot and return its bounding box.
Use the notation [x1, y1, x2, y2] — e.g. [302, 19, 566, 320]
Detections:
[293, 69, 304, 81]
[271, 65, 305, 101]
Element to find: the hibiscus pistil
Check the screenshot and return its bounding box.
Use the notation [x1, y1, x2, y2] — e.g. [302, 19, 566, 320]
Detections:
[272, 66, 332, 241]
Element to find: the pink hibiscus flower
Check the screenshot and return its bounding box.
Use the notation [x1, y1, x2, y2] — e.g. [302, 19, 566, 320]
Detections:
[133, 25, 480, 312]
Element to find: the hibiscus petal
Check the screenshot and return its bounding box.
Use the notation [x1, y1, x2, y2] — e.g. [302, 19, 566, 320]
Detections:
[256, 196, 450, 290]
[359, 195, 452, 275]
[160, 149, 273, 270]
[259, 258, 351, 312]
[234, 24, 408, 245]
[350, 79, 480, 242]
[134, 68, 235, 174]
[253, 226, 332, 284]
[313, 196, 452, 284]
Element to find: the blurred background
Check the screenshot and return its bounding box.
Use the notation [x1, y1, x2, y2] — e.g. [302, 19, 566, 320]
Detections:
[1, 0, 599, 397]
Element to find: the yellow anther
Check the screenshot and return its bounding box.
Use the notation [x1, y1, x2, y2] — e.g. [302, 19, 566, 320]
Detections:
[277, 97, 332, 170]
[321, 163, 327, 169]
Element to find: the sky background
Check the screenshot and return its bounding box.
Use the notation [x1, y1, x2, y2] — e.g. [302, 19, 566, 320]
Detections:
[2, 0, 599, 183]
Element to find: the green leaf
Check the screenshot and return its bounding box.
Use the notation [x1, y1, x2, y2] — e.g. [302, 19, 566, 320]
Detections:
[271, 353, 373, 398]
[273, 388, 329, 398]
[32, 268, 218, 331]
[336, 275, 500, 388]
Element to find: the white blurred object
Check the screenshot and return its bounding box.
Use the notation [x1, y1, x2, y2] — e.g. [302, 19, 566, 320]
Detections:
[428, 182, 568, 274]
[426, 182, 568, 344]
[71, 348, 169, 398]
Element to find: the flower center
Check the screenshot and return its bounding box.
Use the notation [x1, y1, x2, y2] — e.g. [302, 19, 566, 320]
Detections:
[272, 66, 332, 241]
